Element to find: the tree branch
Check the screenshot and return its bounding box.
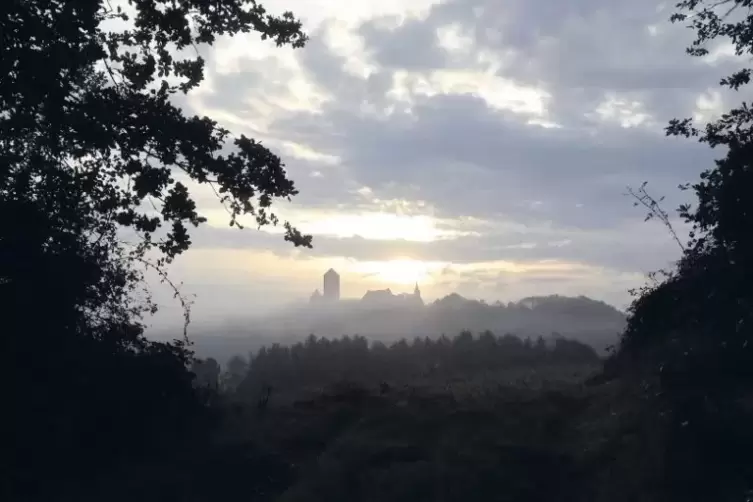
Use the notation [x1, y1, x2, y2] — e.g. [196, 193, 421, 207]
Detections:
[626, 182, 686, 252]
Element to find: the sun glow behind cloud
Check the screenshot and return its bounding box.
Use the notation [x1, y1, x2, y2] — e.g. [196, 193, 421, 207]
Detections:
[203, 207, 479, 242]
[299, 212, 477, 242]
[166, 248, 637, 303]
[354, 258, 447, 285]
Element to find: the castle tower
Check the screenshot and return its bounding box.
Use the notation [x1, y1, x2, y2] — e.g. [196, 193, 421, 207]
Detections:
[323, 268, 340, 301]
[413, 282, 424, 306]
[309, 289, 323, 304]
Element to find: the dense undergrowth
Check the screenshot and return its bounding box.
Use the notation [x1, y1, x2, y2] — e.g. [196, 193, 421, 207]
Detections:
[205, 372, 661, 502]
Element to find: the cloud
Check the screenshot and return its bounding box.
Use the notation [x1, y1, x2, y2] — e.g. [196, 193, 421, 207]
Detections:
[148, 0, 736, 330]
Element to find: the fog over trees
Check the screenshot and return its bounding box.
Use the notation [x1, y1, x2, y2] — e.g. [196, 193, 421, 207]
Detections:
[186, 293, 625, 363]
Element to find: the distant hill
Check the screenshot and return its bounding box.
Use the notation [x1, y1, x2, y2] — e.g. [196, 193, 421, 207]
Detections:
[180, 294, 626, 362]
[423, 294, 625, 351]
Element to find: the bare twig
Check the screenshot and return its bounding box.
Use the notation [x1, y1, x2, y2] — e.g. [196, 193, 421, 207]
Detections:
[132, 254, 194, 342]
[208, 180, 238, 225]
[625, 182, 685, 252]
[101, 56, 123, 90]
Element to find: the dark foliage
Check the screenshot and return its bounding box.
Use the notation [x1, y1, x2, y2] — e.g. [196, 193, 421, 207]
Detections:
[623, 0, 753, 380]
[2, 0, 308, 500]
[221, 354, 250, 391]
[214, 363, 663, 502]
[618, 1, 753, 500]
[2, 196, 217, 501]
[1, 0, 311, 259]
[272, 391, 588, 502]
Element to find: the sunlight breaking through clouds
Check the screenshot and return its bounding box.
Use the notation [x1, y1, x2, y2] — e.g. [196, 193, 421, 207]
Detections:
[200, 199, 483, 243]
[354, 258, 447, 285]
[281, 211, 481, 242]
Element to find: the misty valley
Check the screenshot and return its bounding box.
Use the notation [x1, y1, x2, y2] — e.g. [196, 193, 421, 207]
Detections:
[188, 292, 626, 362]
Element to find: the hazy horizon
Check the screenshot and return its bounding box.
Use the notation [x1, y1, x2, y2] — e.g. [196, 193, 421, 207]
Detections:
[148, 282, 627, 364]
[144, 271, 631, 335]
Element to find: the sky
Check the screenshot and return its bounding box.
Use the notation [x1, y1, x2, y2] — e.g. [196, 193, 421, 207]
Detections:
[145, 0, 743, 330]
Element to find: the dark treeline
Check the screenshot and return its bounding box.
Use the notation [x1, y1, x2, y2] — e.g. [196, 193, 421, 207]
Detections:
[218, 332, 600, 395]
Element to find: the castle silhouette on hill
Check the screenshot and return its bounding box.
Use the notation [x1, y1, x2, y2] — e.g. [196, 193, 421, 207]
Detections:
[309, 268, 424, 308]
[187, 269, 629, 359]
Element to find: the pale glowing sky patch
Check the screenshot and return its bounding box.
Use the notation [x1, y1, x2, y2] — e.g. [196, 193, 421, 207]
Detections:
[294, 212, 477, 242]
[592, 93, 653, 128]
[264, 0, 445, 28]
[280, 141, 341, 165]
[389, 70, 551, 116]
[203, 207, 481, 243]
[436, 23, 475, 54]
[693, 89, 724, 124]
[354, 258, 448, 285]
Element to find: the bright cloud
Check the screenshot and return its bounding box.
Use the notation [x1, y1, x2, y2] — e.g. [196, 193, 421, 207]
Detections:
[264, 0, 445, 28]
[436, 23, 475, 54]
[693, 89, 724, 124]
[389, 69, 551, 116]
[592, 93, 653, 128]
